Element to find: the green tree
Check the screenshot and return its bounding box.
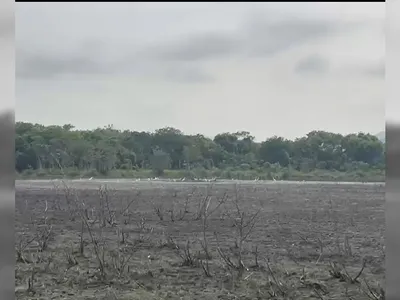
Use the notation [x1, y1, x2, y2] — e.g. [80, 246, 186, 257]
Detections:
[258, 136, 291, 167]
[14, 121, 385, 178]
[152, 127, 189, 169]
[150, 148, 171, 177]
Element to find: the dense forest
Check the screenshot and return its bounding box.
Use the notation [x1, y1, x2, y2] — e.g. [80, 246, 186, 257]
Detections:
[15, 122, 385, 181]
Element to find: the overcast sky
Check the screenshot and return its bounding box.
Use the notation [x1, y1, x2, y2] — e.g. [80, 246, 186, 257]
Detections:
[0, 0, 14, 114]
[387, 0, 400, 126]
[16, 2, 384, 140]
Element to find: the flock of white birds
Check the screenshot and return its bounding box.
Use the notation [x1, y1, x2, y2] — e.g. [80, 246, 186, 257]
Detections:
[85, 176, 276, 182]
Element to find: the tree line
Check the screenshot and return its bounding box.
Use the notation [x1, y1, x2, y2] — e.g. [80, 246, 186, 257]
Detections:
[15, 122, 385, 178]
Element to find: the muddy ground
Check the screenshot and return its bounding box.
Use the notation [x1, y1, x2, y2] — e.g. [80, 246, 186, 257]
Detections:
[15, 182, 385, 299]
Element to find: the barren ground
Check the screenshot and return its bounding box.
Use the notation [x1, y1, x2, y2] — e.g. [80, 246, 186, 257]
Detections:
[15, 181, 385, 299]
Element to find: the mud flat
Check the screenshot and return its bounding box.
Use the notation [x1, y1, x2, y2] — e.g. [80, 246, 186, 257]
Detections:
[15, 181, 385, 299]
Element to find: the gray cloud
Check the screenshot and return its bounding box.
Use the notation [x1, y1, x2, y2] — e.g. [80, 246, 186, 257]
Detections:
[17, 47, 215, 84]
[364, 61, 385, 78]
[0, 1, 14, 113]
[294, 55, 330, 75]
[340, 60, 385, 79]
[143, 33, 241, 62]
[243, 18, 339, 57]
[142, 18, 347, 62]
[0, 15, 14, 40]
[16, 11, 365, 81]
[15, 3, 385, 139]
[0, 0, 14, 40]
[17, 51, 103, 79]
[163, 65, 215, 83]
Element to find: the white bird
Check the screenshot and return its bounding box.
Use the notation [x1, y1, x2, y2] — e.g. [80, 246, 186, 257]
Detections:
[89, 177, 93, 180]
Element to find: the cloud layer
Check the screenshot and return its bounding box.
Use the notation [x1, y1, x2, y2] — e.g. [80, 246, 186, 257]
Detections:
[16, 3, 384, 139]
[0, 0, 14, 112]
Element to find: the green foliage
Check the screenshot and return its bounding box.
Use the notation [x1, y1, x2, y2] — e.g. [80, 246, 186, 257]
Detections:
[258, 136, 291, 167]
[15, 122, 385, 180]
[150, 148, 171, 177]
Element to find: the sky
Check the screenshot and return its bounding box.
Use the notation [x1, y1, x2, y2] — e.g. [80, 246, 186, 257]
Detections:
[387, 0, 400, 126]
[0, 0, 14, 114]
[16, 2, 385, 141]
